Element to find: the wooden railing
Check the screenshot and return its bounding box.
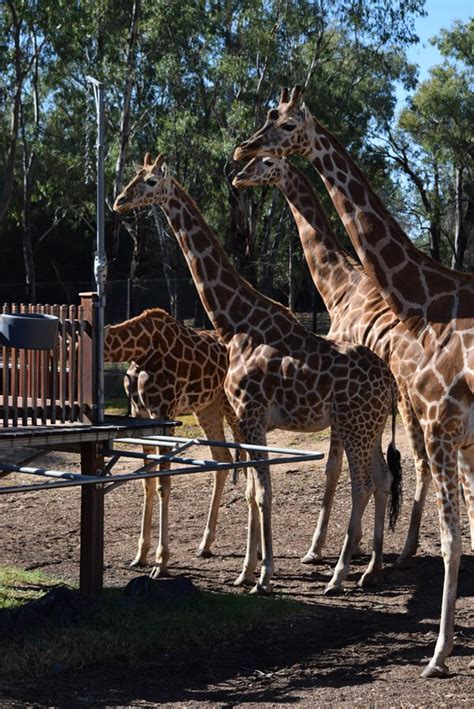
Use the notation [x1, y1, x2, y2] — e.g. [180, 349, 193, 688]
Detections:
[1, 293, 95, 427]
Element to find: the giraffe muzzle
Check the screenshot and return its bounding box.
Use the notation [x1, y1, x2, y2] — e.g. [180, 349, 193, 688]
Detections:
[113, 195, 131, 214]
[234, 143, 256, 161]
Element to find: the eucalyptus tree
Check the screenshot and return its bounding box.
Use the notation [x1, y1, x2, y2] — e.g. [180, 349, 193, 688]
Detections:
[391, 19, 473, 269]
[0, 0, 428, 310]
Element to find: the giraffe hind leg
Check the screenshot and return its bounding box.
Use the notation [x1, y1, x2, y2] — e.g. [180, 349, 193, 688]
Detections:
[302, 432, 344, 564]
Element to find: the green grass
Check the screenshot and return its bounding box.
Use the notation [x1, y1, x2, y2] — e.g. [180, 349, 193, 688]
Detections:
[0, 566, 302, 680]
[0, 567, 63, 609]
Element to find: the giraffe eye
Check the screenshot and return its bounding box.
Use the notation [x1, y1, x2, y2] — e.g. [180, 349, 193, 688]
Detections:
[281, 123, 296, 132]
[145, 177, 157, 186]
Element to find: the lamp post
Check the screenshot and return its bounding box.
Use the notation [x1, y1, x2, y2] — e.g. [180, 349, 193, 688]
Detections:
[86, 76, 106, 424]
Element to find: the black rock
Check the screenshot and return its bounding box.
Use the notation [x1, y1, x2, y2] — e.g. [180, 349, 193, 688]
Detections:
[124, 575, 200, 609]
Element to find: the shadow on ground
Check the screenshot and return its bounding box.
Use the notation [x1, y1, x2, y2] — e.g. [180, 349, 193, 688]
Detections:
[1, 554, 472, 707]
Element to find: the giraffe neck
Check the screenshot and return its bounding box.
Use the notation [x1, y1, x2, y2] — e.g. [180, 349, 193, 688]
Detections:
[307, 115, 473, 336]
[278, 164, 364, 317]
[161, 179, 298, 341]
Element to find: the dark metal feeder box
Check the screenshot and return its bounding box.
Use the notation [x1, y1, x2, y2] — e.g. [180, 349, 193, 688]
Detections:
[0, 312, 59, 350]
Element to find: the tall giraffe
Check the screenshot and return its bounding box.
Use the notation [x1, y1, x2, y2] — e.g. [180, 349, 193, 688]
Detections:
[233, 156, 430, 566]
[104, 307, 242, 577]
[235, 87, 474, 677]
[114, 153, 402, 596]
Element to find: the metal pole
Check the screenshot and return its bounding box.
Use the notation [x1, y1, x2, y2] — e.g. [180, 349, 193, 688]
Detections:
[86, 76, 106, 424]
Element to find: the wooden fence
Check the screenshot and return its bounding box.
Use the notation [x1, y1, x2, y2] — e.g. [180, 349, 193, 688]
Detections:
[1, 293, 96, 427]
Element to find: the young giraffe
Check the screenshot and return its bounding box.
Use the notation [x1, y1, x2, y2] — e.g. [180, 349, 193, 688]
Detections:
[114, 153, 401, 596]
[104, 307, 242, 577]
[235, 86, 474, 677]
[233, 156, 429, 566]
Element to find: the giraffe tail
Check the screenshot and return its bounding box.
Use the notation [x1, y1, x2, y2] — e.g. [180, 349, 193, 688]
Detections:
[387, 378, 402, 531]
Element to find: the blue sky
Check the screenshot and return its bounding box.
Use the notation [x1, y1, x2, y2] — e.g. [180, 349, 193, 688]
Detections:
[398, 0, 472, 104]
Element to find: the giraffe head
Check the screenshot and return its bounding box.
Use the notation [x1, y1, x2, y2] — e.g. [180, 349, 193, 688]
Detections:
[234, 86, 312, 162]
[114, 153, 170, 213]
[232, 156, 290, 190]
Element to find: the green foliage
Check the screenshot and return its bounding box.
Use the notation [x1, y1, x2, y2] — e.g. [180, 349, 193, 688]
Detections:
[0, 0, 430, 297]
[395, 18, 474, 267]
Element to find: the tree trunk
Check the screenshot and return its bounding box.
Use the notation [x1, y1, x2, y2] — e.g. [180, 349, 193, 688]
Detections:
[288, 230, 294, 311]
[0, 3, 23, 223]
[452, 166, 467, 270]
[226, 179, 255, 280]
[21, 149, 36, 302]
[428, 163, 441, 262]
[152, 207, 177, 319]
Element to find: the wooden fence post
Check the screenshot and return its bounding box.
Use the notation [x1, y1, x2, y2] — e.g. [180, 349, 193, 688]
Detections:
[79, 441, 105, 594]
[79, 292, 96, 423]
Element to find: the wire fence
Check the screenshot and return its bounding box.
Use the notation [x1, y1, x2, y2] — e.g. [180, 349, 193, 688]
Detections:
[0, 278, 329, 332]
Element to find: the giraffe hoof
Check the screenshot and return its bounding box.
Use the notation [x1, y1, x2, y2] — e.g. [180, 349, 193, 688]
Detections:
[250, 582, 273, 595]
[301, 551, 323, 565]
[233, 573, 255, 587]
[149, 566, 171, 580]
[420, 662, 450, 679]
[358, 570, 382, 588]
[196, 548, 213, 559]
[394, 553, 415, 570]
[324, 583, 344, 597]
[130, 558, 147, 569]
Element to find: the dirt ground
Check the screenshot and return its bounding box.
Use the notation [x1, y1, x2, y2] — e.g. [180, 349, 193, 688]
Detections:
[0, 423, 472, 708]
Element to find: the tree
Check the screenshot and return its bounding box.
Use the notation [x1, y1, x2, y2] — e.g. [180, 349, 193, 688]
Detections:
[393, 19, 474, 269]
[0, 0, 427, 313]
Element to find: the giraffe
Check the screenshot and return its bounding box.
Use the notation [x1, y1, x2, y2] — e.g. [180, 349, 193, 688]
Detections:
[232, 155, 430, 566]
[104, 307, 242, 577]
[234, 86, 474, 677]
[114, 153, 402, 597]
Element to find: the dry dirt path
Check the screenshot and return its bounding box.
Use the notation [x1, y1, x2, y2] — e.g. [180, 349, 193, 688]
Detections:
[0, 424, 472, 706]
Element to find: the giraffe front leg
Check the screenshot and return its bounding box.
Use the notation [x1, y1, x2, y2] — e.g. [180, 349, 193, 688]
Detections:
[234, 471, 260, 587]
[397, 402, 431, 567]
[421, 442, 461, 678]
[130, 445, 156, 568]
[302, 433, 344, 564]
[195, 406, 232, 558]
[197, 470, 229, 557]
[396, 460, 431, 568]
[250, 462, 273, 595]
[150, 458, 172, 579]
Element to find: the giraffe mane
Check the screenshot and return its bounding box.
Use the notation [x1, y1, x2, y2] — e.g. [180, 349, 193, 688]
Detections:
[110, 307, 173, 330]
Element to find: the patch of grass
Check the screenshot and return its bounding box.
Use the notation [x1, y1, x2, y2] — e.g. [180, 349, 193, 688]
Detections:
[0, 566, 64, 610]
[0, 566, 302, 680]
[105, 396, 130, 415]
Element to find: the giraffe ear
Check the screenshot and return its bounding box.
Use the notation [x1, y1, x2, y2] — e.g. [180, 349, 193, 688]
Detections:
[161, 162, 168, 178]
[133, 162, 143, 175]
[301, 102, 311, 120]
